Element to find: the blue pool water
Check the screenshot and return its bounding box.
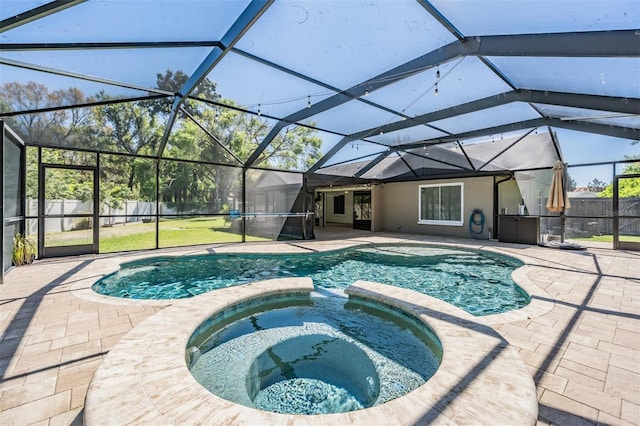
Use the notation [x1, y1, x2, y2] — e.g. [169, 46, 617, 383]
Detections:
[93, 244, 529, 315]
[187, 295, 442, 415]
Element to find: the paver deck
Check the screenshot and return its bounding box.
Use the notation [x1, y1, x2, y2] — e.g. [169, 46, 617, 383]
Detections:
[1, 230, 638, 425]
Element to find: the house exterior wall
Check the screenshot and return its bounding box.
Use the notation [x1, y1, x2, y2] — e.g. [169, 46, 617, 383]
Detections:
[371, 184, 383, 232]
[380, 176, 494, 239]
[325, 191, 353, 225]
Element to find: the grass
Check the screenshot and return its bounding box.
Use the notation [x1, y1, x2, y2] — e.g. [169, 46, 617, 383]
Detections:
[45, 217, 269, 253]
[573, 234, 640, 243]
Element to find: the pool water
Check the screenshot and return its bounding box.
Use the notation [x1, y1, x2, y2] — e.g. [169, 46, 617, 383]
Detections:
[187, 295, 442, 415]
[93, 244, 529, 315]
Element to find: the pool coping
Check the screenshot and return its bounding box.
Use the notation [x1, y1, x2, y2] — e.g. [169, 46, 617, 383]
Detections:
[84, 278, 538, 425]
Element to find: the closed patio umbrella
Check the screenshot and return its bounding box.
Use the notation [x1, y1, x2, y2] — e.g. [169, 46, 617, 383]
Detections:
[546, 160, 571, 212]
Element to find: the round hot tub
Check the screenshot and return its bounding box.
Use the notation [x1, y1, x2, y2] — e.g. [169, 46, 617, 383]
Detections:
[187, 294, 442, 415]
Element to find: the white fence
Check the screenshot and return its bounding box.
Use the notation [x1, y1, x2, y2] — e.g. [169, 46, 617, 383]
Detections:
[26, 199, 173, 233]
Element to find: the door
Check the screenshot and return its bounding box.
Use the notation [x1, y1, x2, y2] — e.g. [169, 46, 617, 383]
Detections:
[353, 191, 372, 231]
[614, 174, 640, 250]
[40, 165, 98, 257]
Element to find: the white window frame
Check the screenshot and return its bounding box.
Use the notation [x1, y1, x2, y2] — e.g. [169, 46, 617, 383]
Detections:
[418, 182, 464, 226]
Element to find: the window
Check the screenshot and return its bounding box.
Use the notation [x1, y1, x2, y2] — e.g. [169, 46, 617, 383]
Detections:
[334, 194, 345, 214]
[418, 183, 464, 226]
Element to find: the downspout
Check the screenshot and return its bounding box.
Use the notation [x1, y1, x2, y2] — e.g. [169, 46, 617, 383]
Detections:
[494, 173, 514, 240]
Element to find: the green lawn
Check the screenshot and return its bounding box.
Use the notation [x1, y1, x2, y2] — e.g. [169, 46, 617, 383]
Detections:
[45, 217, 269, 253]
[573, 234, 640, 243]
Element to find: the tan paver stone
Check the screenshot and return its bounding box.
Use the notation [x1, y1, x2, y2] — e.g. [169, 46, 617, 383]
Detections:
[535, 371, 568, 393]
[87, 321, 132, 341]
[597, 411, 636, 426]
[0, 389, 71, 425]
[566, 330, 601, 348]
[55, 358, 102, 393]
[605, 365, 640, 405]
[49, 332, 89, 350]
[11, 348, 62, 376]
[20, 340, 52, 355]
[48, 407, 83, 426]
[598, 340, 640, 362]
[613, 328, 640, 350]
[22, 365, 60, 385]
[64, 319, 100, 336]
[554, 366, 604, 392]
[573, 323, 616, 343]
[557, 358, 608, 382]
[0, 374, 25, 394]
[60, 340, 103, 365]
[539, 389, 598, 425]
[518, 345, 562, 373]
[25, 325, 66, 345]
[609, 353, 640, 374]
[564, 380, 622, 417]
[563, 342, 611, 372]
[621, 400, 640, 424]
[0, 375, 57, 411]
[71, 384, 89, 409]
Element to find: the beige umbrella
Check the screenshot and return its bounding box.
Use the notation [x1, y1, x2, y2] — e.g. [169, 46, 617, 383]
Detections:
[546, 160, 571, 212]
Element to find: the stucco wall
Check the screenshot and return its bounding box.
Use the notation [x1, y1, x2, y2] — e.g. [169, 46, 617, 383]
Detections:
[371, 184, 383, 232]
[380, 177, 494, 239]
[325, 191, 353, 225]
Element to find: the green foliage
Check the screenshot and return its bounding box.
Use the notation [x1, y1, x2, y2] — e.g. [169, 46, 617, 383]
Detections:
[597, 162, 640, 198]
[4, 74, 323, 219]
[12, 232, 37, 266]
[102, 184, 134, 210]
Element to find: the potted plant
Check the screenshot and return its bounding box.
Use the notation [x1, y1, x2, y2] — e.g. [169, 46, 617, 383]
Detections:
[12, 232, 37, 266]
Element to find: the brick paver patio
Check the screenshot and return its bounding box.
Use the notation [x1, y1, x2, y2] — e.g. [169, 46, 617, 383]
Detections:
[0, 232, 638, 425]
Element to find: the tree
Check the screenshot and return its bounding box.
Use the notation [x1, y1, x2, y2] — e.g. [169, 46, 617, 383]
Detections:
[598, 159, 640, 198]
[4, 72, 323, 217]
[587, 178, 607, 192]
[92, 95, 164, 191]
[164, 100, 322, 213]
[0, 81, 96, 146]
[153, 70, 219, 117]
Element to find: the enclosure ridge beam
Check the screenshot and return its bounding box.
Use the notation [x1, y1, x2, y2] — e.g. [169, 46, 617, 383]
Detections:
[0, 94, 171, 118]
[524, 91, 640, 115]
[399, 119, 548, 150]
[0, 0, 86, 33]
[232, 48, 343, 95]
[353, 150, 392, 178]
[397, 117, 637, 151]
[544, 118, 639, 140]
[416, 0, 466, 41]
[0, 57, 173, 96]
[399, 148, 473, 172]
[156, 0, 274, 159]
[476, 127, 538, 171]
[0, 41, 223, 51]
[398, 152, 420, 178]
[475, 30, 640, 58]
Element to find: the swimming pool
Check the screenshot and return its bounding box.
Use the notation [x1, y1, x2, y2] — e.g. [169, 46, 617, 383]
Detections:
[92, 244, 529, 315]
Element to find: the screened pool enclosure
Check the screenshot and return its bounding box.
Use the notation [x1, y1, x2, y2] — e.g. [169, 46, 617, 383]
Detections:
[1, 0, 639, 279]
